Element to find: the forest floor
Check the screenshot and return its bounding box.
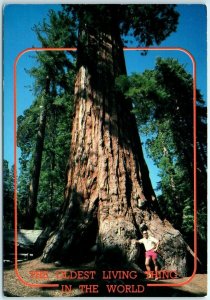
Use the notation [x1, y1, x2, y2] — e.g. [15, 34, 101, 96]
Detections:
[3, 258, 207, 297]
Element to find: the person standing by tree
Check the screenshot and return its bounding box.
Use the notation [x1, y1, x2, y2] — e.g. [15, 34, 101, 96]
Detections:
[135, 230, 159, 280]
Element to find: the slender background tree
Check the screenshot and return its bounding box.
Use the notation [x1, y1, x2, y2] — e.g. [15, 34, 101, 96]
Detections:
[3, 160, 14, 230]
[17, 10, 76, 228]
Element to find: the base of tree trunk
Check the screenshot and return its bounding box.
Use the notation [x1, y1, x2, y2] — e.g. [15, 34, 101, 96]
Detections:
[40, 207, 188, 277]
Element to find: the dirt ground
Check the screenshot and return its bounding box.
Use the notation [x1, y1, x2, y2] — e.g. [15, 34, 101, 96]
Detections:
[3, 258, 208, 297]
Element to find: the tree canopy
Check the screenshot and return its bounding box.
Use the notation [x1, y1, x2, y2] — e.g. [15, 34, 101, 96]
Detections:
[62, 4, 179, 47]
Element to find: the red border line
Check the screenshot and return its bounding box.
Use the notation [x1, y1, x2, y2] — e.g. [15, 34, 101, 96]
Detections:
[14, 47, 196, 288]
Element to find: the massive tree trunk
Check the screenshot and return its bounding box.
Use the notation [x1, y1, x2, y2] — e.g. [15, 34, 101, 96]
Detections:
[41, 23, 188, 276]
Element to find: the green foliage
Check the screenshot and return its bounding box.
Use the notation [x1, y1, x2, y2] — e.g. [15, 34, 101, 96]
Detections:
[121, 5, 179, 47]
[117, 58, 207, 241]
[18, 80, 74, 227]
[17, 10, 76, 228]
[33, 9, 77, 48]
[62, 4, 179, 48]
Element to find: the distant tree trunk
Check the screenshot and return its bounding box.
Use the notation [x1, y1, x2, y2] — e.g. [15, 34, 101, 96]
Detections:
[25, 79, 50, 229]
[41, 24, 188, 276]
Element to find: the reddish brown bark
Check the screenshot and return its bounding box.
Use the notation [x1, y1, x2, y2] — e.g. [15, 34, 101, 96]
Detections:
[41, 26, 187, 276]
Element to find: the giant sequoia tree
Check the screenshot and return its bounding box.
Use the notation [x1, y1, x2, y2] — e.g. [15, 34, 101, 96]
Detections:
[39, 5, 189, 276]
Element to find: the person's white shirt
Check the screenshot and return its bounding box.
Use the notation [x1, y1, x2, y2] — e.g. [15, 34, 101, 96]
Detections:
[139, 236, 158, 251]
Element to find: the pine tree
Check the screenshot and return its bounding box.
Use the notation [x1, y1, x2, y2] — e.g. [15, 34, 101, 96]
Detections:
[117, 58, 207, 243]
[17, 9, 76, 228]
[116, 58, 207, 274]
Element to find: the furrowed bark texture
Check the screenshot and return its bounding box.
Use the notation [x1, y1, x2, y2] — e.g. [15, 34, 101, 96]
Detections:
[41, 25, 187, 276]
